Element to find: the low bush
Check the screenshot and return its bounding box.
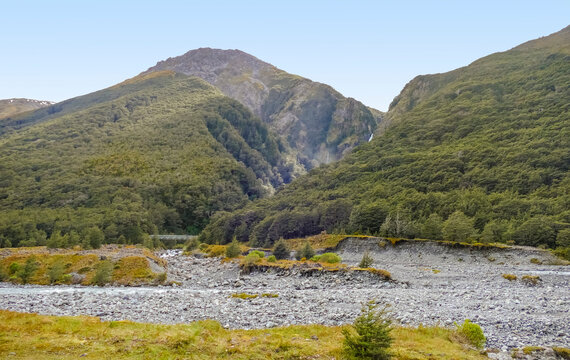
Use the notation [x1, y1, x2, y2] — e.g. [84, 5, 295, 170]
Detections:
[156, 272, 167, 283]
[296, 242, 315, 260]
[319, 253, 341, 264]
[226, 239, 241, 258]
[521, 275, 541, 285]
[359, 251, 374, 268]
[47, 261, 65, 284]
[231, 293, 258, 300]
[273, 239, 290, 260]
[502, 274, 517, 281]
[204, 245, 226, 258]
[91, 260, 113, 286]
[8, 262, 20, 275]
[553, 247, 570, 261]
[455, 319, 485, 349]
[267, 255, 276, 263]
[242, 252, 261, 266]
[249, 250, 265, 258]
[310, 255, 321, 262]
[343, 300, 392, 359]
[18, 257, 39, 284]
[184, 237, 200, 251]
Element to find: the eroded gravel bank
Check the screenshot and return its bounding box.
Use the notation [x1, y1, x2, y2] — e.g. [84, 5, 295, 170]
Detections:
[0, 246, 568, 352]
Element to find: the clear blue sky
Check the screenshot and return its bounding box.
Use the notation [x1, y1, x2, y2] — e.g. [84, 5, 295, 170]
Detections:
[2, 0, 569, 111]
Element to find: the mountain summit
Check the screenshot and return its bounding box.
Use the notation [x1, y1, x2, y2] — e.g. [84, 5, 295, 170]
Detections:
[144, 48, 381, 168]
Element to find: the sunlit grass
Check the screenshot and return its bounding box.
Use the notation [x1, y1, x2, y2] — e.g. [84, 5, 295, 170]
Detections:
[0, 310, 488, 359]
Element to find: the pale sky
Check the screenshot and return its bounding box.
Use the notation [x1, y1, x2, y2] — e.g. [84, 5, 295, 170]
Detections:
[1, 0, 569, 111]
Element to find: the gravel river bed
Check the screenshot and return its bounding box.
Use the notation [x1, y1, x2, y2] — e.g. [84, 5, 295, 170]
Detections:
[0, 247, 568, 353]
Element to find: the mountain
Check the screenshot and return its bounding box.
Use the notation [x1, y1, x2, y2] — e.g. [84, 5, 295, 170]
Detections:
[0, 71, 296, 247]
[0, 98, 54, 120]
[143, 48, 381, 168]
[200, 26, 570, 248]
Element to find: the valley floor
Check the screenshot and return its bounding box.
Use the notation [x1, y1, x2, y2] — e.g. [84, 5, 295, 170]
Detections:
[0, 247, 568, 353]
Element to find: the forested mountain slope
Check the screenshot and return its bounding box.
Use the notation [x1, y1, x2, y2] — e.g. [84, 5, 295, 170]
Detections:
[0, 71, 295, 247]
[200, 26, 570, 249]
[143, 48, 380, 168]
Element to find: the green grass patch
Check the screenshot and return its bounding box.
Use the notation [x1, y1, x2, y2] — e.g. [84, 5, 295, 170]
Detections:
[0, 310, 488, 359]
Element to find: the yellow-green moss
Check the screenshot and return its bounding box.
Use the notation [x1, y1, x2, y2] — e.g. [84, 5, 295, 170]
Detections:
[231, 293, 258, 300]
[523, 346, 544, 354]
[553, 347, 570, 359]
[521, 275, 541, 285]
[502, 274, 517, 281]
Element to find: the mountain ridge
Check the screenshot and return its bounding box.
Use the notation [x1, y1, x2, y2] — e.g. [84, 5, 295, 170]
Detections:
[0, 72, 298, 246]
[143, 48, 382, 168]
[0, 98, 54, 120]
[199, 25, 570, 248]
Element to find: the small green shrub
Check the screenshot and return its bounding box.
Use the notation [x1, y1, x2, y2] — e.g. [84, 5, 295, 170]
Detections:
[61, 274, 72, 284]
[47, 261, 65, 284]
[530, 258, 541, 264]
[267, 255, 276, 263]
[319, 252, 341, 264]
[156, 272, 167, 283]
[296, 242, 315, 260]
[310, 255, 321, 262]
[226, 239, 241, 258]
[242, 252, 261, 266]
[8, 262, 20, 275]
[184, 237, 200, 251]
[0, 267, 7, 282]
[455, 319, 485, 349]
[249, 250, 265, 258]
[18, 257, 39, 284]
[91, 260, 113, 286]
[273, 239, 290, 260]
[359, 251, 374, 268]
[343, 300, 392, 359]
[553, 247, 570, 261]
[502, 274, 517, 281]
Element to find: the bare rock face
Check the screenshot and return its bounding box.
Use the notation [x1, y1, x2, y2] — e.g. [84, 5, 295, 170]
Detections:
[143, 48, 382, 168]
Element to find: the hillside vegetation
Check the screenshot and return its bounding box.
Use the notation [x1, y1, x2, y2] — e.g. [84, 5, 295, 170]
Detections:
[0, 72, 294, 247]
[144, 48, 380, 168]
[200, 26, 570, 250]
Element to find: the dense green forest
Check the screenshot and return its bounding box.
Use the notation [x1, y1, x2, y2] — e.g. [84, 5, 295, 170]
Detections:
[0, 71, 296, 247]
[199, 26, 570, 252]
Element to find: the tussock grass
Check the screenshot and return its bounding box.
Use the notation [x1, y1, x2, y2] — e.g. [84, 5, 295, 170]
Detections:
[0, 311, 487, 359]
[0, 247, 162, 286]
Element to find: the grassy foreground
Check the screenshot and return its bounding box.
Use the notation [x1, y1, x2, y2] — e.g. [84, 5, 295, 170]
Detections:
[0, 311, 486, 359]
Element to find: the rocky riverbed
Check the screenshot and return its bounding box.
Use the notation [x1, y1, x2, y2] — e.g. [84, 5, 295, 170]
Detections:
[0, 244, 568, 352]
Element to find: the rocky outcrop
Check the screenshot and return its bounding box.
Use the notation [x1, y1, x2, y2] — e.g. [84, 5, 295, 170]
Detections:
[143, 48, 382, 168]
